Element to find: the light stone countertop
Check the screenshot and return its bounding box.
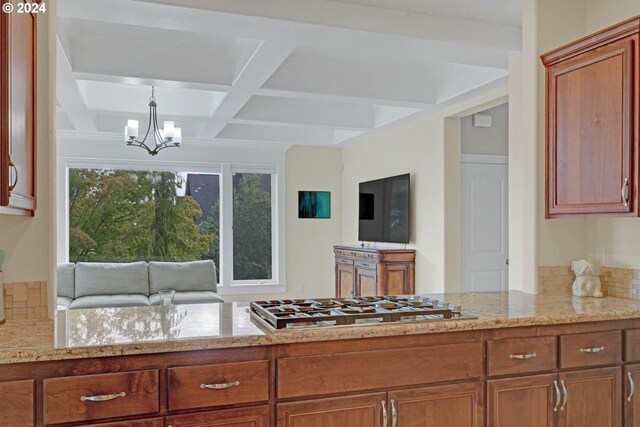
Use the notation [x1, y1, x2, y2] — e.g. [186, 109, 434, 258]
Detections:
[2, 291, 640, 364]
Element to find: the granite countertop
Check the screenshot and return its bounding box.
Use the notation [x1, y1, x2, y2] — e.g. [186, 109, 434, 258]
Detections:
[2, 291, 640, 365]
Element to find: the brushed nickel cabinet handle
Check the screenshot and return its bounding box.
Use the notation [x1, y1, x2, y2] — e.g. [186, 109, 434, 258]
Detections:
[391, 399, 397, 427]
[560, 379, 568, 411]
[622, 177, 629, 207]
[579, 346, 604, 353]
[628, 372, 636, 402]
[553, 380, 561, 412]
[8, 157, 18, 192]
[381, 400, 388, 427]
[509, 352, 537, 360]
[80, 391, 126, 402]
[200, 380, 240, 390]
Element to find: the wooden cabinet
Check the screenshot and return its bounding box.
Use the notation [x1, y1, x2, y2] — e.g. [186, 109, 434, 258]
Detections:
[167, 405, 270, 427]
[625, 365, 640, 427]
[334, 246, 415, 297]
[168, 360, 269, 411]
[487, 373, 557, 427]
[277, 393, 385, 427]
[559, 367, 622, 427]
[388, 382, 483, 427]
[0, 0, 37, 216]
[541, 17, 640, 218]
[43, 369, 160, 425]
[0, 379, 33, 427]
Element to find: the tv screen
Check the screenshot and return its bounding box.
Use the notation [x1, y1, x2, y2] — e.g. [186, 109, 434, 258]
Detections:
[358, 173, 410, 244]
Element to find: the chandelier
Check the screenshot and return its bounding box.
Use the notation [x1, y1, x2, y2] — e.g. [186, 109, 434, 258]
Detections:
[124, 86, 182, 156]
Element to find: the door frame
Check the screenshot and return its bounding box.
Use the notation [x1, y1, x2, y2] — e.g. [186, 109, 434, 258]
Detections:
[461, 154, 509, 293]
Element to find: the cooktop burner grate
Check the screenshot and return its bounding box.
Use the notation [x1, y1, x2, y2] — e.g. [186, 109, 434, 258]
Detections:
[250, 295, 477, 330]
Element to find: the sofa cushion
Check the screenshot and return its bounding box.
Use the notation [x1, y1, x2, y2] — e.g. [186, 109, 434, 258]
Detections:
[57, 296, 72, 310]
[69, 294, 150, 309]
[149, 291, 224, 306]
[75, 262, 149, 298]
[57, 263, 75, 299]
[148, 260, 217, 293]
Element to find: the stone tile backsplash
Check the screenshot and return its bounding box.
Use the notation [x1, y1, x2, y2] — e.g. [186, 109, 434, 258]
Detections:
[3, 281, 49, 321]
[539, 266, 640, 299]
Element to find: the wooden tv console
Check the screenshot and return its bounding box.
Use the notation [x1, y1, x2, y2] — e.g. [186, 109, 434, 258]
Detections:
[334, 246, 415, 297]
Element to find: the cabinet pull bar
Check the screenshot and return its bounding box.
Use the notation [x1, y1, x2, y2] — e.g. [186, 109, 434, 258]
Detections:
[391, 399, 398, 427]
[628, 372, 636, 402]
[8, 158, 18, 192]
[80, 391, 126, 402]
[622, 177, 629, 207]
[200, 380, 240, 390]
[560, 379, 568, 411]
[553, 380, 561, 412]
[381, 400, 388, 427]
[579, 346, 604, 353]
[509, 352, 537, 360]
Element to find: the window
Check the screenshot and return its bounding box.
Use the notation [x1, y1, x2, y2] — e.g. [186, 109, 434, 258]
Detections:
[65, 164, 283, 292]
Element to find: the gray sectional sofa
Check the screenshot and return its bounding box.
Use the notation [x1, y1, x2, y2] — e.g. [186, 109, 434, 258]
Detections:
[57, 260, 224, 310]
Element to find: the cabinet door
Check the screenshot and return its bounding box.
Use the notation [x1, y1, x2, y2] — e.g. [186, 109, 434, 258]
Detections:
[355, 264, 377, 296]
[383, 262, 413, 295]
[166, 405, 270, 427]
[546, 34, 638, 217]
[0, 0, 36, 214]
[277, 393, 386, 427]
[487, 373, 556, 427]
[0, 379, 34, 427]
[388, 381, 483, 427]
[625, 365, 640, 427]
[336, 263, 354, 297]
[558, 366, 621, 427]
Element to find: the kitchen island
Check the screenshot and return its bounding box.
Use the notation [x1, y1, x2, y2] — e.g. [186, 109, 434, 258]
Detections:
[2, 291, 640, 426]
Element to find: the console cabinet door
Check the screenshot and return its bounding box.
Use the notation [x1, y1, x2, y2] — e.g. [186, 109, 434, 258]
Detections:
[388, 381, 483, 427]
[487, 373, 556, 427]
[277, 393, 386, 427]
[544, 34, 638, 217]
[625, 365, 640, 427]
[0, 0, 36, 215]
[0, 379, 34, 426]
[335, 262, 354, 297]
[355, 263, 377, 296]
[558, 367, 621, 427]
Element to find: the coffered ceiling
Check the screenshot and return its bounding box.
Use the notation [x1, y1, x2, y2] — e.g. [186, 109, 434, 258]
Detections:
[56, 0, 521, 147]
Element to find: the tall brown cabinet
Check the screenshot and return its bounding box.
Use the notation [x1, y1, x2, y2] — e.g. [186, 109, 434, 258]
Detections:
[541, 16, 639, 218]
[334, 246, 415, 297]
[0, 0, 37, 216]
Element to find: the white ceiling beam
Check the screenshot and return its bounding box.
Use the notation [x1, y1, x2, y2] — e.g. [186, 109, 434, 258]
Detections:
[131, 0, 521, 50]
[56, 38, 97, 132]
[197, 41, 296, 139]
[58, 0, 513, 69]
[218, 123, 335, 145]
[69, 72, 233, 93]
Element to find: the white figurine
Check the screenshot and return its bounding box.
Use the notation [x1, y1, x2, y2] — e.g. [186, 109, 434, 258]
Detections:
[571, 259, 603, 298]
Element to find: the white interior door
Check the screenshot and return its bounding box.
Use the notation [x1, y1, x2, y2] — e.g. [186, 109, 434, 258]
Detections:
[461, 158, 508, 292]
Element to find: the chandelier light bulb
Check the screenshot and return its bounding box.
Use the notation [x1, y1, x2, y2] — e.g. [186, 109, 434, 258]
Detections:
[163, 121, 175, 139]
[126, 120, 139, 139]
[174, 128, 182, 145]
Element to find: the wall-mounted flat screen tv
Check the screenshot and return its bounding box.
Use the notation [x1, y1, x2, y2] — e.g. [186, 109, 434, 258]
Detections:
[358, 173, 410, 244]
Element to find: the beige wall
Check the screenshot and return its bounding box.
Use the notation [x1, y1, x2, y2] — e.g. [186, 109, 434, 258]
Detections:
[461, 103, 509, 156]
[223, 146, 343, 302]
[0, 4, 56, 314]
[341, 87, 507, 293]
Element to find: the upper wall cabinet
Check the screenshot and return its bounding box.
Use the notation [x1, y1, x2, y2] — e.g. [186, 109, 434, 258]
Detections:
[541, 17, 639, 218]
[0, 0, 37, 216]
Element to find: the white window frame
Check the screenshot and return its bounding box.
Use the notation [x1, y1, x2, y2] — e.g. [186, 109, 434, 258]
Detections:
[58, 158, 286, 295]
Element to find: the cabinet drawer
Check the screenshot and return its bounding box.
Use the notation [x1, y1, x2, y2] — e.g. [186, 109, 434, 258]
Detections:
[559, 331, 621, 369]
[277, 342, 482, 398]
[354, 261, 376, 268]
[166, 405, 270, 427]
[0, 380, 34, 427]
[168, 360, 269, 411]
[86, 417, 164, 427]
[487, 336, 557, 376]
[626, 329, 640, 361]
[336, 257, 353, 266]
[43, 370, 159, 425]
